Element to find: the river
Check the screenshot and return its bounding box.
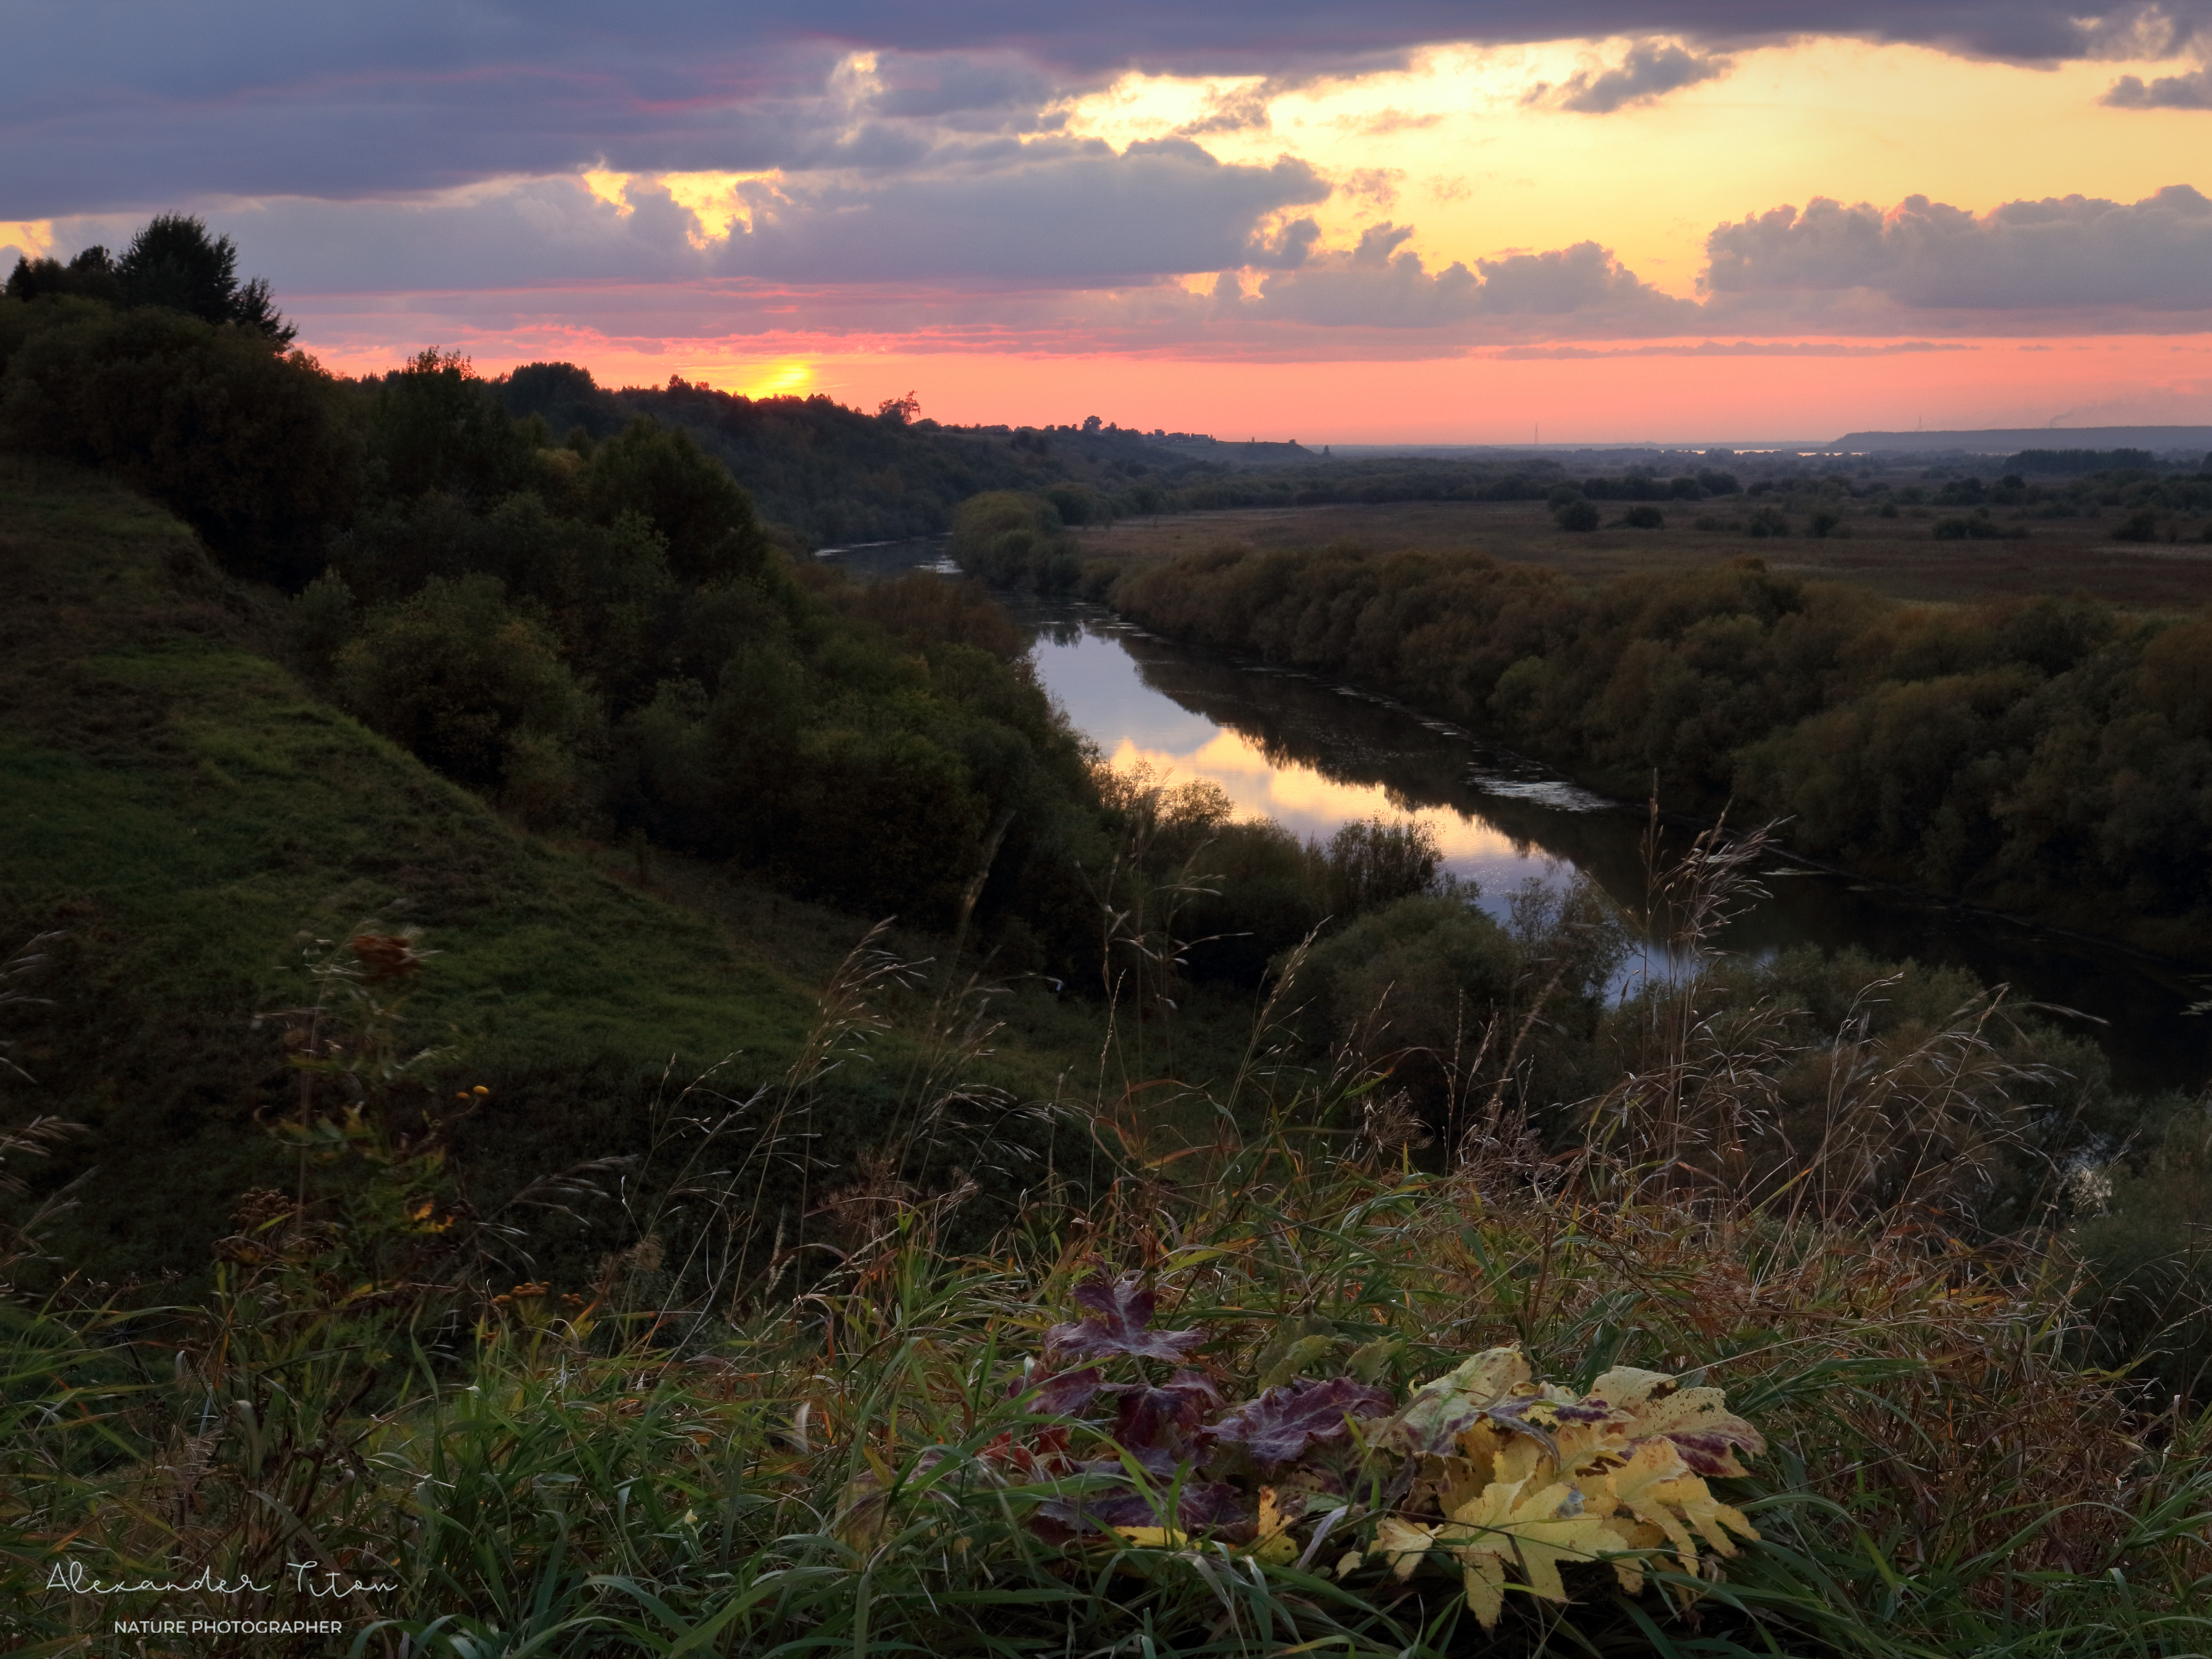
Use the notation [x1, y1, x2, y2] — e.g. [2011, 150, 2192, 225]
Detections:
[821, 538, 2212, 1094]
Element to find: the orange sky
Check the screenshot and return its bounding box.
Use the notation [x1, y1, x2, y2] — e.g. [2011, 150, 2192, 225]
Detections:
[23, 30, 2206, 438]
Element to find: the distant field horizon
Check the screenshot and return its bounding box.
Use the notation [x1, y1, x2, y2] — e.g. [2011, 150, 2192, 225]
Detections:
[1313, 425, 2212, 459]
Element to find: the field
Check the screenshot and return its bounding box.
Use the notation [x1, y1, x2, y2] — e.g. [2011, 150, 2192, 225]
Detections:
[1078, 497, 2212, 610]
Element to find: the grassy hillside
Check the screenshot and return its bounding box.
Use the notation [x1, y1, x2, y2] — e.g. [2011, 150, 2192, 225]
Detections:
[0, 458, 1012, 1280]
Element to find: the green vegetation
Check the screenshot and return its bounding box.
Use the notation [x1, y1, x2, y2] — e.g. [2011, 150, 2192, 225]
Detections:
[7, 898, 2212, 1655]
[0, 457, 835, 1274]
[5, 220, 2212, 1654]
[1077, 538, 2212, 956]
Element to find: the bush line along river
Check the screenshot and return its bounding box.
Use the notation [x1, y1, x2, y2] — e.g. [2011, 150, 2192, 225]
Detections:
[825, 536, 2211, 1094]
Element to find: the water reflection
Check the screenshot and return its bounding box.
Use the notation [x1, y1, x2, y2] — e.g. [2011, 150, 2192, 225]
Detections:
[1018, 601, 2210, 1096]
[1041, 619, 1582, 911]
[821, 540, 2212, 1094]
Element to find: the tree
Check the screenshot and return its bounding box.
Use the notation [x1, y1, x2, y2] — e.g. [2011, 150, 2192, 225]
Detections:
[0, 304, 359, 584]
[369, 348, 538, 505]
[875, 390, 920, 425]
[583, 416, 770, 586]
[4, 246, 122, 305]
[7, 216, 294, 344]
[115, 215, 295, 344]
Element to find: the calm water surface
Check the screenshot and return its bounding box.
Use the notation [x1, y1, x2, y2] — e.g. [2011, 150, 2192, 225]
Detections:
[825, 539, 2212, 1094]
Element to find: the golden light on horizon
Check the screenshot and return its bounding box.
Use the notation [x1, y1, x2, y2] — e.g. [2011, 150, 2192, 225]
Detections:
[724, 357, 815, 398]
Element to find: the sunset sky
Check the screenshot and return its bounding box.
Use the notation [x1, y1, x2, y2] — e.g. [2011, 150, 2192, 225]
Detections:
[7, 1, 2211, 440]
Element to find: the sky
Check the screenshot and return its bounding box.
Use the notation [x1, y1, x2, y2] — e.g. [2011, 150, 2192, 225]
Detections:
[6, 1, 2211, 441]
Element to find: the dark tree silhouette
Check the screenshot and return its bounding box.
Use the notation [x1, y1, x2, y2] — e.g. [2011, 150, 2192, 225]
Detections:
[116, 214, 294, 343]
[8, 215, 293, 343]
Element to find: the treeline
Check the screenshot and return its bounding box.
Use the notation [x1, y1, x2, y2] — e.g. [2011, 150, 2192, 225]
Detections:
[1101, 542, 2212, 953]
[492, 363, 1176, 546]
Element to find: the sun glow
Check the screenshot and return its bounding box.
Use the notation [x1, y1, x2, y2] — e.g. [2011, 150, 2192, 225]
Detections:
[722, 358, 815, 398]
[580, 168, 778, 247]
[0, 220, 55, 260]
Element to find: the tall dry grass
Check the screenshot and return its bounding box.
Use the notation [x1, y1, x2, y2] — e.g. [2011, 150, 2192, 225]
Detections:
[3, 831, 2210, 1657]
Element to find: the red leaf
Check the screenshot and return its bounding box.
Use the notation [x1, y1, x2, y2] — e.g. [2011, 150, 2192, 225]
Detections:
[1045, 1274, 1206, 1363]
[1209, 1376, 1394, 1467]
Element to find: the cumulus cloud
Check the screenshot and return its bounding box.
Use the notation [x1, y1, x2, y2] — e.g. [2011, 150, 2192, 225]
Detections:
[1704, 184, 2212, 311]
[2103, 65, 2212, 107]
[1534, 40, 1734, 113]
[40, 139, 1332, 296]
[716, 139, 1328, 283]
[1224, 221, 1700, 333]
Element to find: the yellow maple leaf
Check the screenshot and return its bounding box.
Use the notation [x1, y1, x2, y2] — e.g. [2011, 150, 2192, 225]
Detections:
[1604, 1438, 1703, 1576]
[1437, 1478, 1626, 1630]
[1650, 1475, 1760, 1557]
[1603, 1438, 1761, 1582]
[1386, 1346, 1531, 1452]
[1112, 1525, 1189, 1549]
[1588, 1366, 1680, 1409]
[1372, 1515, 1440, 1581]
[1243, 1485, 1299, 1566]
[1592, 1367, 1765, 1478]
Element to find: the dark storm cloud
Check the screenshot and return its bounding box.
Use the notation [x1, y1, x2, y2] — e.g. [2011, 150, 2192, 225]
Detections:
[5, 1, 2207, 214]
[42, 141, 1331, 294]
[1704, 185, 2212, 309]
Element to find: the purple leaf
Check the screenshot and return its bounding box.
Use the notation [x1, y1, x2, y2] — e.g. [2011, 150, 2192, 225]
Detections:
[1029, 1367, 1103, 1416]
[1045, 1275, 1206, 1363]
[1084, 1447, 1179, 1479]
[1663, 1428, 1762, 1478]
[1039, 1478, 1249, 1535]
[1114, 1369, 1224, 1451]
[1209, 1376, 1394, 1467]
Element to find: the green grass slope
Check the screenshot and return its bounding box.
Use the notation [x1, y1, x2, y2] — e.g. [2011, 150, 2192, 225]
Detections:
[0, 459, 840, 1278]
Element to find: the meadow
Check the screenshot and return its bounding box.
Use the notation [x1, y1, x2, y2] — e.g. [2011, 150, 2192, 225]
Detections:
[1076, 495, 2212, 611]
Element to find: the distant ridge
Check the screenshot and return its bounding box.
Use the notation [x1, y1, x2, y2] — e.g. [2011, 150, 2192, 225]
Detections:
[1833, 425, 2212, 454]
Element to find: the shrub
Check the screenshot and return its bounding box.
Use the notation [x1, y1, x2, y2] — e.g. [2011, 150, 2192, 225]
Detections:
[1746, 505, 1790, 537]
[2114, 506, 2160, 542]
[1554, 497, 1600, 531]
[0, 304, 361, 585]
[1621, 504, 1664, 529]
[951, 490, 1078, 590]
[1934, 510, 2008, 540]
[331, 574, 597, 819]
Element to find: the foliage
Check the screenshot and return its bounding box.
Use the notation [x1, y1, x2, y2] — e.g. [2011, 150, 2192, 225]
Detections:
[1102, 541, 2212, 952]
[7, 213, 292, 343]
[6, 916, 2212, 1657]
[329, 574, 599, 821]
[952, 489, 1082, 591]
[0, 304, 359, 584]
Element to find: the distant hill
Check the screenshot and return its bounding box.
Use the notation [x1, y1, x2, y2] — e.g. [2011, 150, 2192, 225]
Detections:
[1833, 425, 2212, 455]
[489, 363, 1309, 546]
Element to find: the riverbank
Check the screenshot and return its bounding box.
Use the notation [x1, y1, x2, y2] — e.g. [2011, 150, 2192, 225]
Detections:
[1027, 529, 2212, 964]
[996, 593, 2212, 1094]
